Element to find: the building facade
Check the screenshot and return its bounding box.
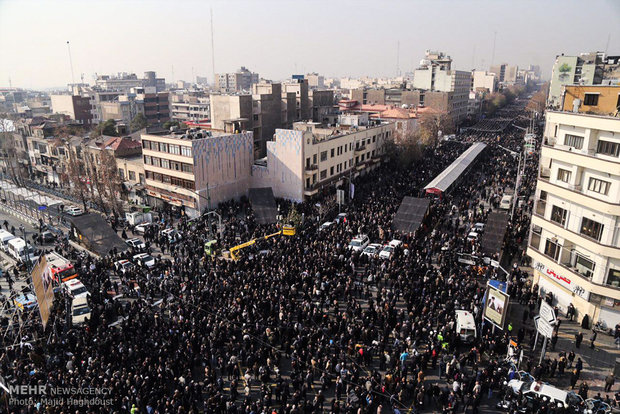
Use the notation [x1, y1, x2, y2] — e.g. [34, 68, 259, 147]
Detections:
[252, 122, 394, 202]
[472, 70, 497, 93]
[50, 95, 93, 125]
[561, 85, 620, 116]
[527, 110, 620, 327]
[141, 130, 254, 217]
[215, 67, 259, 93]
[170, 95, 210, 123]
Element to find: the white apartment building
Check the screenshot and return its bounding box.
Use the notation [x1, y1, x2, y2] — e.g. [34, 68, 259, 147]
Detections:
[170, 96, 210, 123]
[471, 70, 497, 93]
[252, 121, 394, 202]
[527, 110, 620, 326]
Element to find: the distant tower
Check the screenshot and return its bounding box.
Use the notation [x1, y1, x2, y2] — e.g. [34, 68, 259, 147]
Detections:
[210, 8, 216, 86]
[66, 41, 75, 86]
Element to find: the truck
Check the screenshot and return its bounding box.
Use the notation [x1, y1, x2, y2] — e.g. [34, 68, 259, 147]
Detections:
[46, 252, 78, 283]
[125, 211, 153, 227]
[7, 238, 39, 264]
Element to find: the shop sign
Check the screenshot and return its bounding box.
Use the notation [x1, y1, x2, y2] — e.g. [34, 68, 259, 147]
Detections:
[534, 261, 589, 300]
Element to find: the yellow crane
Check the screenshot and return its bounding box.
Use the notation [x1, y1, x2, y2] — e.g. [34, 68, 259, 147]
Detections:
[228, 225, 295, 260]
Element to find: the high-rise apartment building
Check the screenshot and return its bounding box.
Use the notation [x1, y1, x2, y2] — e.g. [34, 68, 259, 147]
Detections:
[215, 67, 259, 93]
[527, 105, 620, 327]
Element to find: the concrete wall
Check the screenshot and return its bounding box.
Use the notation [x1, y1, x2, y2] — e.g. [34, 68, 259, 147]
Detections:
[251, 129, 304, 202]
[192, 132, 254, 208]
[562, 86, 620, 115]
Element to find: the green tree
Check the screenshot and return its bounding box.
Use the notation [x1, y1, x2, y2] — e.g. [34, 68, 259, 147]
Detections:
[130, 113, 148, 132]
[285, 204, 302, 228]
[92, 119, 119, 137]
[163, 120, 180, 130]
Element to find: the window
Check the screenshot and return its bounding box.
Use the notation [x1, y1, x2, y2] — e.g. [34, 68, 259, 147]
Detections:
[181, 146, 192, 157]
[344, 145, 347, 153]
[544, 239, 561, 261]
[163, 175, 171, 184]
[160, 143, 168, 153]
[564, 134, 584, 149]
[580, 217, 603, 241]
[161, 159, 170, 169]
[320, 151, 327, 162]
[169, 144, 180, 155]
[152, 157, 161, 168]
[550, 205, 567, 226]
[330, 166, 334, 176]
[320, 169, 327, 180]
[607, 268, 620, 287]
[573, 253, 595, 278]
[588, 177, 610, 195]
[331, 148, 335, 158]
[118, 168, 124, 180]
[557, 168, 572, 183]
[142, 140, 151, 150]
[313, 154, 317, 164]
[583, 93, 599, 106]
[129, 171, 136, 181]
[597, 140, 620, 157]
[144, 155, 152, 165]
[182, 164, 193, 173]
[372, 135, 376, 143]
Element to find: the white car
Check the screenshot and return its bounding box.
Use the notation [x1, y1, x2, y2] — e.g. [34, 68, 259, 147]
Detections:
[63, 279, 89, 298]
[126, 238, 146, 250]
[379, 245, 395, 260]
[65, 206, 84, 216]
[507, 380, 583, 409]
[161, 228, 181, 243]
[319, 222, 334, 231]
[134, 223, 152, 235]
[348, 235, 369, 252]
[114, 259, 134, 273]
[472, 222, 485, 232]
[335, 213, 348, 224]
[362, 243, 382, 257]
[71, 296, 91, 325]
[467, 231, 479, 242]
[388, 239, 403, 248]
[133, 253, 155, 268]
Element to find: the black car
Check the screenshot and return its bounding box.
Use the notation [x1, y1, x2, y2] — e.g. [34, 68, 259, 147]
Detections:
[40, 231, 57, 243]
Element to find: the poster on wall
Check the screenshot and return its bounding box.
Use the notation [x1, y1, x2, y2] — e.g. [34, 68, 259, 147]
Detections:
[483, 284, 510, 329]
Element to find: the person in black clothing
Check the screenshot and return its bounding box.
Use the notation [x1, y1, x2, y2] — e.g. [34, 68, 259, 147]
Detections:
[575, 332, 583, 348]
[591, 330, 598, 349]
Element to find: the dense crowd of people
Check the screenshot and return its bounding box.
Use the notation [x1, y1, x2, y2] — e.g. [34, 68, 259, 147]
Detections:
[0, 101, 562, 414]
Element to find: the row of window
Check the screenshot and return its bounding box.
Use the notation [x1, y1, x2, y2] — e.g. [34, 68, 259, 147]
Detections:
[543, 237, 620, 287]
[143, 139, 192, 157]
[144, 155, 193, 173]
[561, 133, 620, 158]
[556, 169, 611, 196]
[145, 171, 195, 190]
[549, 205, 604, 242]
[311, 135, 384, 165]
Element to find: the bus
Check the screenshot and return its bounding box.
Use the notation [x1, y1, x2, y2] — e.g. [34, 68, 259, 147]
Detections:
[46, 252, 78, 283]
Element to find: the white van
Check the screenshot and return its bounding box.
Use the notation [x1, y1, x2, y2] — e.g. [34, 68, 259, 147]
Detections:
[0, 230, 16, 252]
[455, 310, 477, 343]
[7, 238, 39, 264]
[500, 195, 513, 210]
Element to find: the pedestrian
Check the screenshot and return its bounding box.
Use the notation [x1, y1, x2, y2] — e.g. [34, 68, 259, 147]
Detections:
[605, 373, 615, 393]
[568, 351, 575, 368]
[575, 332, 583, 348]
[551, 332, 558, 351]
[590, 329, 598, 349]
[570, 370, 578, 389]
[576, 358, 583, 374]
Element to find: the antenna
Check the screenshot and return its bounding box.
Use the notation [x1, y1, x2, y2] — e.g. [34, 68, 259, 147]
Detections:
[491, 31, 497, 67]
[396, 41, 400, 77]
[66, 41, 75, 86]
[210, 8, 216, 86]
[605, 33, 611, 56]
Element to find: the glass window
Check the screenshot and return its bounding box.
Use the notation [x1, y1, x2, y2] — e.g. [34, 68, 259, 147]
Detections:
[162, 175, 171, 184]
[320, 169, 327, 180]
[330, 148, 335, 158]
[573, 253, 595, 278]
[182, 164, 193, 173]
[143, 155, 152, 165]
[583, 93, 599, 106]
[544, 239, 560, 261]
[597, 140, 620, 157]
[320, 151, 327, 162]
[557, 168, 572, 183]
[580, 217, 604, 241]
[330, 166, 334, 176]
[181, 146, 192, 157]
[588, 177, 610, 195]
[142, 140, 151, 150]
[607, 268, 620, 287]
[169, 144, 180, 155]
[129, 171, 136, 181]
[161, 159, 170, 169]
[152, 157, 161, 168]
[564, 134, 584, 149]
[160, 143, 168, 153]
[550, 205, 567, 226]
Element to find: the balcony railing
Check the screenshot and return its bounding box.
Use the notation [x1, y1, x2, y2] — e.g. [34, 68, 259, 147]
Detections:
[305, 164, 318, 171]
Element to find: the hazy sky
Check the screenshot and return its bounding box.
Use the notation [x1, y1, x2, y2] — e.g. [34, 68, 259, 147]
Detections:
[1, 0, 619, 89]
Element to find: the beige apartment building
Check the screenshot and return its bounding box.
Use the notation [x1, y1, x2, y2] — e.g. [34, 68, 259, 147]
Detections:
[527, 110, 620, 327]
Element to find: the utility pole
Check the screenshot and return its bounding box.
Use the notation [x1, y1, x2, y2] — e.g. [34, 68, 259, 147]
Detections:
[66, 41, 75, 86]
[210, 8, 216, 87]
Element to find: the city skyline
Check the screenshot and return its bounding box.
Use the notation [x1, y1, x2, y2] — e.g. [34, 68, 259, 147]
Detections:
[1, 0, 618, 89]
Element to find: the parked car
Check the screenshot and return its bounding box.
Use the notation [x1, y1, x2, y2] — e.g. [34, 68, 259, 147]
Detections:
[378, 245, 395, 260]
[71, 296, 91, 325]
[161, 228, 181, 243]
[348, 235, 369, 252]
[467, 231, 479, 242]
[134, 223, 155, 235]
[388, 239, 403, 248]
[133, 253, 156, 268]
[114, 260, 134, 273]
[126, 238, 146, 251]
[361, 243, 382, 257]
[319, 222, 334, 232]
[472, 222, 485, 232]
[40, 230, 57, 243]
[65, 206, 84, 216]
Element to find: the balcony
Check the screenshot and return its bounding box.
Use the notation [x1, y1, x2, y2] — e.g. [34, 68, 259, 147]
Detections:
[539, 167, 551, 179]
[534, 199, 547, 216]
[304, 164, 318, 175]
[354, 145, 366, 154]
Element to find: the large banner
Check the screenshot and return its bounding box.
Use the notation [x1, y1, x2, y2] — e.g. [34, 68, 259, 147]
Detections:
[32, 255, 54, 329]
[483, 284, 509, 329]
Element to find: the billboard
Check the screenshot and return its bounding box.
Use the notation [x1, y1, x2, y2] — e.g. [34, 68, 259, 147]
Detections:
[483, 284, 509, 329]
[32, 255, 54, 329]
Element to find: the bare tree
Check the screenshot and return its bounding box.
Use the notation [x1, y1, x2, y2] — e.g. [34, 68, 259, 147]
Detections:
[64, 148, 90, 211]
[99, 149, 123, 215]
[418, 111, 454, 148]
